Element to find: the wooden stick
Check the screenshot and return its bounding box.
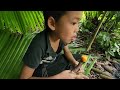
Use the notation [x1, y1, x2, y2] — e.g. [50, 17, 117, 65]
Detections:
[99, 74, 114, 79]
[92, 67, 115, 79]
[109, 60, 119, 64]
[92, 67, 105, 74]
[101, 64, 113, 74]
[92, 67, 112, 76]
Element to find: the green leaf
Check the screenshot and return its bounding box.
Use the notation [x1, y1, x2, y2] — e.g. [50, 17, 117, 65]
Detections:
[84, 58, 97, 76]
[4, 34, 34, 79]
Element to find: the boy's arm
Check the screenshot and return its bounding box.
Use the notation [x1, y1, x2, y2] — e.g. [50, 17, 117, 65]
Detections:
[63, 45, 79, 67]
[20, 64, 61, 79]
[20, 64, 88, 79]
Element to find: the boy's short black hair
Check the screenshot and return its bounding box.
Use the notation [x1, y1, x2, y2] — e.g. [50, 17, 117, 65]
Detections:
[43, 11, 66, 29]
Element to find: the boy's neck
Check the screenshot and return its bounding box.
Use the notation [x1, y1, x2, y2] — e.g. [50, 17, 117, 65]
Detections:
[49, 31, 60, 43]
[48, 31, 60, 53]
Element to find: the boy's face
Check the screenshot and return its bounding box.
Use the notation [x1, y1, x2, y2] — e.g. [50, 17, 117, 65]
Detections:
[54, 11, 82, 44]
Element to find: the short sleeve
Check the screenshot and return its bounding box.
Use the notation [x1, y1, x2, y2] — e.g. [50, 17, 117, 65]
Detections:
[23, 45, 43, 69]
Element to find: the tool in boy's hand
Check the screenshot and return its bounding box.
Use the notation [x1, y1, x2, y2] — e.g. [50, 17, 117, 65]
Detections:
[72, 55, 88, 73]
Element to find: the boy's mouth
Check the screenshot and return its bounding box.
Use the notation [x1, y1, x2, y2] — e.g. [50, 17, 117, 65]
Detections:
[71, 35, 77, 41]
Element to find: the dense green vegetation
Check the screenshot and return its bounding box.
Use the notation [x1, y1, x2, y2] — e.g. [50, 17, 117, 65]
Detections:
[79, 11, 120, 59]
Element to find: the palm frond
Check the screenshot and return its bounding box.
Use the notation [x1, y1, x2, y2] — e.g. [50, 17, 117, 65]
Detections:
[0, 11, 44, 79]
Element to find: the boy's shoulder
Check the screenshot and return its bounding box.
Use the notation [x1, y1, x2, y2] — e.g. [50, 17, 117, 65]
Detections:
[36, 30, 47, 41]
[30, 30, 47, 49]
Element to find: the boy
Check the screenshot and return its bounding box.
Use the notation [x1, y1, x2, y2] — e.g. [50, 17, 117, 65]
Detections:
[20, 11, 88, 79]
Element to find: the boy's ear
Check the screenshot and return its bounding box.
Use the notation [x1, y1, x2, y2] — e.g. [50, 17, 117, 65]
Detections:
[47, 16, 56, 31]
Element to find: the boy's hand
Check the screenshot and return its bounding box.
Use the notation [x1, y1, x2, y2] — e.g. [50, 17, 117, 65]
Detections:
[75, 65, 84, 74]
[72, 55, 88, 76]
[56, 70, 89, 79]
[74, 60, 79, 67]
[73, 60, 84, 73]
[72, 60, 89, 79]
[75, 72, 89, 79]
[57, 70, 77, 79]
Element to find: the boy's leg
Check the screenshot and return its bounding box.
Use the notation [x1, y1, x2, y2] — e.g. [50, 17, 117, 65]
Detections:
[32, 55, 67, 77]
[46, 54, 81, 76]
[46, 54, 69, 76]
[33, 54, 82, 77]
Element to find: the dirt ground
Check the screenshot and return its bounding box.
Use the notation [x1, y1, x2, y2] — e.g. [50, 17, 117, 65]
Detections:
[71, 31, 120, 79]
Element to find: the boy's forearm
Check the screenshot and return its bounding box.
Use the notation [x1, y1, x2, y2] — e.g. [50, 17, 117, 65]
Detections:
[64, 51, 78, 66]
[63, 45, 78, 66]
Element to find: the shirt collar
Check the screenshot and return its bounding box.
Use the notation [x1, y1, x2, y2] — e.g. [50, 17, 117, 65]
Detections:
[45, 30, 66, 55]
[45, 30, 55, 54]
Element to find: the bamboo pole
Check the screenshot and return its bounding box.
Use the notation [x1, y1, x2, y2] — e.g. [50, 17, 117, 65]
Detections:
[86, 11, 108, 52]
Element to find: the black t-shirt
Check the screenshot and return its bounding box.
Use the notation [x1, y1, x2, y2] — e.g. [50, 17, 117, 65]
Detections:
[23, 29, 65, 69]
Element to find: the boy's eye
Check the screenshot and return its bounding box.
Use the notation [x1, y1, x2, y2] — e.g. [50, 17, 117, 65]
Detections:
[72, 22, 77, 25]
